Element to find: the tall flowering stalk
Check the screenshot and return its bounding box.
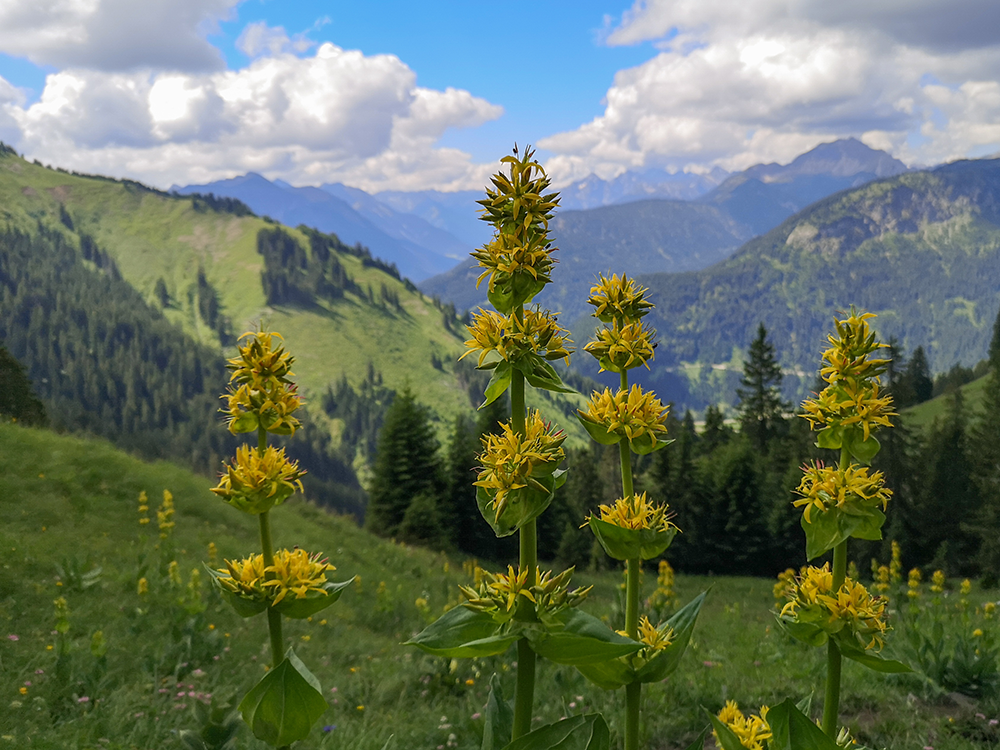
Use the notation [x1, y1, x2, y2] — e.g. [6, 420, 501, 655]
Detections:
[207, 330, 353, 749]
[781, 308, 908, 738]
[408, 148, 646, 747]
[577, 273, 705, 750]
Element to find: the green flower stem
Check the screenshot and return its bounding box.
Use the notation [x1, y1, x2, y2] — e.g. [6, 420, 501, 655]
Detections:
[619, 368, 642, 750]
[509, 317, 537, 740]
[625, 682, 641, 750]
[257, 424, 284, 670]
[822, 444, 852, 736]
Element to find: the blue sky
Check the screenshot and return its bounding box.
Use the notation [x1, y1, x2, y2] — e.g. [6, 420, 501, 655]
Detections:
[0, 0, 997, 192]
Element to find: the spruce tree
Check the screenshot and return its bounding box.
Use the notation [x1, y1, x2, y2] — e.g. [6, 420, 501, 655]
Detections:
[736, 323, 788, 452]
[365, 386, 442, 538]
[0, 343, 46, 425]
[970, 304, 1000, 580]
[905, 346, 933, 404]
[700, 404, 730, 455]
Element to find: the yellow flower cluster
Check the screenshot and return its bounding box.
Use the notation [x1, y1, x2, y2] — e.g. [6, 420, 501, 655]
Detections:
[874, 564, 890, 598]
[592, 492, 677, 534]
[223, 330, 303, 436]
[774, 568, 798, 606]
[715, 701, 772, 750]
[459, 565, 591, 618]
[793, 462, 892, 523]
[587, 273, 654, 324]
[890, 540, 902, 584]
[617, 615, 674, 653]
[648, 559, 678, 612]
[462, 307, 572, 367]
[212, 444, 305, 515]
[584, 319, 656, 373]
[800, 309, 896, 440]
[474, 410, 566, 522]
[780, 564, 888, 651]
[216, 549, 335, 607]
[931, 570, 946, 594]
[157, 489, 175, 539]
[138, 490, 150, 526]
[579, 385, 669, 446]
[472, 147, 560, 301]
[908, 568, 921, 600]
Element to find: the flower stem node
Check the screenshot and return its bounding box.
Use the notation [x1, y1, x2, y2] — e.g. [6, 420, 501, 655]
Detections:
[587, 273, 654, 324]
[578, 385, 672, 455]
[585, 493, 678, 561]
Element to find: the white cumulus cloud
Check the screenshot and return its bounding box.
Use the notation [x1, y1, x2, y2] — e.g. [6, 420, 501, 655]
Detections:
[541, 0, 1000, 182]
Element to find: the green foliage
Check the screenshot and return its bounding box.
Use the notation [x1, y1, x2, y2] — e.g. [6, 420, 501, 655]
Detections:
[736, 323, 788, 452]
[238, 648, 328, 746]
[0, 341, 45, 425]
[501, 713, 610, 750]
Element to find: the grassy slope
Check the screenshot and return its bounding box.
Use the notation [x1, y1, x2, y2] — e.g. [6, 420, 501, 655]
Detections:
[0, 152, 587, 444]
[901, 375, 989, 432]
[3, 423, 999, 750]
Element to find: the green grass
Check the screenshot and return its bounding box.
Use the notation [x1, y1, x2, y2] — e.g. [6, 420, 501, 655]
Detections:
[901, 376, 989, 432]
[4, 423, 1000, 749]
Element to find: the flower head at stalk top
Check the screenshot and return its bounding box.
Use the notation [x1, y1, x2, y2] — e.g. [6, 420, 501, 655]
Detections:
[714, 701, 772, 750]
[931, 570, 946, 594]
[211, 444, 305, 515]
[820, 308, 890, 386]
[780, 564, 888, 651]
[793, 461, 892, 523]
[474, 410, 566, 522]
[589, 492, 678, 534]
[587, 273, 654, 324]
[459, 565, 591, 619]
[584, 319, 656, 373]
[617, 615, 674, 653]
[157, 489, 175, 538]
[800, 379, 895, 441]
[579, 385, 669, 449]
[461, 307, 572, 368]
[222, 330, 303, 436]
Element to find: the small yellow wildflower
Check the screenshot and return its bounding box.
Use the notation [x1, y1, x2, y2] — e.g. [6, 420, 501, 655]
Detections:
[156, 490, 175, 539]
[961, 579, 972, 596]
[890, 541, 902, 584]
[907, 568, 921, 599]
[207, 542, 218, 565]
[474, 410, 565, 523]
[578, 385, 669, 453]
[973, 629, 984, 638]
[618, 615, 674, 654]
[715, 701, 772, 750]
[774, 568, 797, 606]
[168, 560, 181, 587]
[136, 577, 148, 596]
[590, 493, 677, 534]
[138, 491, 150, 526]
[931, 570, 945, 594]
[586, 273, 654, 324]
[648, 559, 678, 612]
[984, 602, 996, 619]
[584, 319, 656, 373]
[875, 565, 890, 598]
[18, 688, 26, 696]
[212, 444, 305, 515]
[793, 461, 891, 523]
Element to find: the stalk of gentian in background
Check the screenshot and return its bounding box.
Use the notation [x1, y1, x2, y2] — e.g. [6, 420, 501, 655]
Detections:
[578, 273, 687, 750]
[783, 307, 908, 738]
[208, 330, 353, 748]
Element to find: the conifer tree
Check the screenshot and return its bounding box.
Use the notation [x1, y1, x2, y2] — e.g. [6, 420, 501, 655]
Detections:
[365, 385, 442, 538]
[0, 343, 46, 425]
[736, 323, 788, 452]
[700, 404, 730, 455]
[904, 345, 933, 404]
[970, 304, 1000, 579]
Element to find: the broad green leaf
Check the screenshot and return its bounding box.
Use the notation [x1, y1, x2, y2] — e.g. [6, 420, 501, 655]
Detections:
[482, 363, 513, 408]
[238, 648, 327, 746]
[683, 726, 711, 750]
[526, 609, 641, 666]
[843, 428, 880, 464]
[502, 713, 610, 750]
[277, 577, 354, 619]
[576, 656, 634, 690]
[631, 433, 673, 456]
[636, 591, 707, 683]
[576, 413, 620, 446]
[204, 565, 267, 618]
[488, 286, 515, 315]
[482, 674, 514, 750]
[404, 605, 517, 658]
[815, 425, 843, 450]
[776, 616, 829, 648]
[230, 411, 258, 434]
[706, 709, 749, 750]
[523, 357, 576, 394]
[767, 699, 841, 750]
[588, 517, 677, 561]
[836, 639, 911, 673]
[803, 506, 884, 560]
[477, 475, 556, 538]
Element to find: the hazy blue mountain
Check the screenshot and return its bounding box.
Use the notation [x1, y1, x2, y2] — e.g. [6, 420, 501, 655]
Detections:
[173, 174, 460, 281]
[419, 199, 753, 322]
[374, 189, 491, 250]
[619, 157, 1000, 411]
[557, 166, 729, 210]
[698, 137, 909, 235]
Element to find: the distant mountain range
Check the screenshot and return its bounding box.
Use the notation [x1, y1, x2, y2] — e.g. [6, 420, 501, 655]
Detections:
[626, 156, 1000, 410]
[420, 138, 911, 322]
[172, 174, 467, 282]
